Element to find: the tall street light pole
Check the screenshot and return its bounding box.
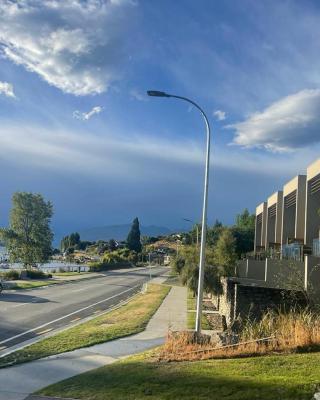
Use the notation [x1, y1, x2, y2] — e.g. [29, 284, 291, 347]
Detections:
[147, 90, 211, 335]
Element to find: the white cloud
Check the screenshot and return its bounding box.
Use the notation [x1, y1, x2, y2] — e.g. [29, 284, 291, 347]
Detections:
[0, 120, 316, 182]
[0, 81, 15, 98]
[130, 88, 148, 101]
[0, 0, 136, 95]
[213, 109, 226, 121]
[73, 106, 103, 121]
[230, 89, 320, 152]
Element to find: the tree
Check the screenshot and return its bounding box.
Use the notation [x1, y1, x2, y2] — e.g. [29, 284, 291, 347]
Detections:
[207, 220, 224, 247]
[0, 192, 53, 268]
[232, 227, 255, 257]
[233, 208, 255, 257]
[236, 208, 255, 230]
[127, 217, 142, 253]
[108, 239, 117, 251]
[213, 228, 237, 276]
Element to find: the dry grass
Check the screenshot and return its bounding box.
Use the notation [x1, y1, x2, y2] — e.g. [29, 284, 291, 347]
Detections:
[159, 309, 320, 362]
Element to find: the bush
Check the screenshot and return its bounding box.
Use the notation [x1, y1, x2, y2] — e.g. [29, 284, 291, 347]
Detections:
[88, 260, 132, 272]
[25, 269, 52, 279]
[0, 269, 20, 280]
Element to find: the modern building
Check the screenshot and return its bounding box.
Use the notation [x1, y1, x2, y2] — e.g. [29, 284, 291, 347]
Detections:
[254, 202, 267, 253]
[281, 175, 306, 246]
[305, 159, 320, 255]
[254, 158, 320, 259]
[265, 191, 283, 251]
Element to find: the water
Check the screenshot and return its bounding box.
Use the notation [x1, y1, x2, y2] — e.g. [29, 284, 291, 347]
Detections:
[0, 246, 89, 272]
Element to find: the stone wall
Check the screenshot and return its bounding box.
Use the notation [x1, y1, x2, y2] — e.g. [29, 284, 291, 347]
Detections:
[213, 278, 307, 326]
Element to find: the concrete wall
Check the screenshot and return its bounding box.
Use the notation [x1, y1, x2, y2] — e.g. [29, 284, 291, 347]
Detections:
[236, 258, 304, 289]
[305, 255, 320, 306]
[265, 258, 304, 289]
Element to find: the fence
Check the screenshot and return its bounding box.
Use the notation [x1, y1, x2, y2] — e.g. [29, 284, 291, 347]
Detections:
[236, 258, 305, 290]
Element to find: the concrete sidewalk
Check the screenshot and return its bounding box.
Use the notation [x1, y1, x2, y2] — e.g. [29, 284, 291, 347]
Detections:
[0, 282, 186, 400]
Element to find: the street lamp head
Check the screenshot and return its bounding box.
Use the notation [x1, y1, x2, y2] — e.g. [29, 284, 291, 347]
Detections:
[147, 90, 171, 98]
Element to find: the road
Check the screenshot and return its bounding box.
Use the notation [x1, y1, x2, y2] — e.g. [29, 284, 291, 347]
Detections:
[0, 266, 167, 353]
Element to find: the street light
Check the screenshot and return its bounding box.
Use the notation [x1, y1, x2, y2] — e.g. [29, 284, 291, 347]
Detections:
[147, 90, 211, 335]
[183, 218, 199, 248]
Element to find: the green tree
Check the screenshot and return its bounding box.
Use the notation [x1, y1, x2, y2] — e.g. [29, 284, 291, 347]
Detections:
[108, 239, 117, 251]
[207, 220, 224, 247]
[0, 192, 53, 268]
[213, 228, 237, 276]
[127, 217, 142, 253]
[236, 208, 255, 230]
[232, 226, 255, 257]
[233, 208, 255, 257]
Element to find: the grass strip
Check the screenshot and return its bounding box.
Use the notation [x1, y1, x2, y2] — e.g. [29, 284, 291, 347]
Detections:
[187, 289, 210, 329]
[0, 283, 170, 368]
[38, 350, 320, 400]
[9, 280, 60, 290]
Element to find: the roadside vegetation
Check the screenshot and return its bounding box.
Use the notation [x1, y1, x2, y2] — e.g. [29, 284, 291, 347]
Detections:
[171, 209, 255, 300]
[159, 308, 320, 362]
[187, 289, 210, 329]
[38, 349, 320, 400]
[0, 283, 170, 368]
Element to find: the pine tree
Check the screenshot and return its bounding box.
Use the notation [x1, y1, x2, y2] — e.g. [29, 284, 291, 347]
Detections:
[127, 217, 142, 253]
[213, 228, 237, 276]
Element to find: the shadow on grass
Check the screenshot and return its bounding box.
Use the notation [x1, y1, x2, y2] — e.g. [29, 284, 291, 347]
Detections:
[39, 353, 320, 400]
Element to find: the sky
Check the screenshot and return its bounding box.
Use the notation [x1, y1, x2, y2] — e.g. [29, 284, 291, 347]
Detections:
[1, 0, 320, 241]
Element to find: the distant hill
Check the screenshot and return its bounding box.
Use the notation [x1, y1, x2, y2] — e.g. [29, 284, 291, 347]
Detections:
[78, 224, 173, 242]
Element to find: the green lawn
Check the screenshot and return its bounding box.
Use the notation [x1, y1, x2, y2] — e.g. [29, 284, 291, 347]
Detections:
[38, 351, 320, 400]
[8, 280, 60, 290]
[187, 289, 210, 329]
[0, 283, 170, 368]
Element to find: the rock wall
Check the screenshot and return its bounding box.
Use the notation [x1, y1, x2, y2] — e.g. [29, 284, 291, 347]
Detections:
[213, 278, 307, 326]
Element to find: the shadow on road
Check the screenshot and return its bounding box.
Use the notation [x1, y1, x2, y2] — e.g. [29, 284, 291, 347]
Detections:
[0, 293, 51, 303]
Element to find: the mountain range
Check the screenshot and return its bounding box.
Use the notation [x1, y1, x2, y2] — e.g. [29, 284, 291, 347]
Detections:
[78, 224, 174, 242]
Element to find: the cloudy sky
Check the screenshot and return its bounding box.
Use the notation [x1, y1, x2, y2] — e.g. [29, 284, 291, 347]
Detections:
[1, 0, 320, 240]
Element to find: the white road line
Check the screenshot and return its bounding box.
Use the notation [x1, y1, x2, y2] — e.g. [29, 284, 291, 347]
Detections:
[71, 287, 88, 293]
[0, 284, 140, 346]
[11, 303, 28, 308]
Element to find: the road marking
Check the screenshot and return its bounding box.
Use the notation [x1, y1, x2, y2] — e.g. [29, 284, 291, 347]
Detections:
[37, 328, 53, 335]
[70, 317, 81, 322]
[12, 303, 28, 308]
[0, 346, 7, 351]
[71, 287, 88, 293]
[0, 283, 140, 346]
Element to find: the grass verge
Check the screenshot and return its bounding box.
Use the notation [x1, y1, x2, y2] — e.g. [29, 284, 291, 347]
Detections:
[8, 280, 60, 290]
[0, 283, 170, 368]
[38, 350, 320, 400]
[187, 289, 210, 329]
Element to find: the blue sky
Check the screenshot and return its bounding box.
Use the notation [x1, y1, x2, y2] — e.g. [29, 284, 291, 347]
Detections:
[1, 0, 320, 241]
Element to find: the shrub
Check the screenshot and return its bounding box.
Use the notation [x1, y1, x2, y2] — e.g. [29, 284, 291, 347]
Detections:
[0, 269, 20, 280]
[25, 269, 51, 279]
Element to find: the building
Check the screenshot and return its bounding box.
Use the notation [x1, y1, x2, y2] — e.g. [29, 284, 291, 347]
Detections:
[254, 158, 320, 259]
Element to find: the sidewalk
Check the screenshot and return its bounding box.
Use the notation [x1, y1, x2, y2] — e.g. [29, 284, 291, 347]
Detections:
[0, 281, 186, 400]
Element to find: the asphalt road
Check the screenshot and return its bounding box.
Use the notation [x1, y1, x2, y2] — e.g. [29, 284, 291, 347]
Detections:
[0, 266, 167, 352]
